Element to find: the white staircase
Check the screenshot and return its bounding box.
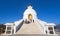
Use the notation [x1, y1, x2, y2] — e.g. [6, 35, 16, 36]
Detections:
[16, 21, 43, 34]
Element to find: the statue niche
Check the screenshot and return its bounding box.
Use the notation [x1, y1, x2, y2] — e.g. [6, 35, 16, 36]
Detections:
[28, 14, 32, 21]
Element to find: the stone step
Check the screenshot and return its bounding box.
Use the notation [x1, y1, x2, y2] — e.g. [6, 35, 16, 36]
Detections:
[1, 34, 59, 36]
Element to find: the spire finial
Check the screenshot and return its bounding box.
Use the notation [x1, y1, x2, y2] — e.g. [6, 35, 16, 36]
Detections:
[27, 3, 32, 9]
[28, 5, 32, 9]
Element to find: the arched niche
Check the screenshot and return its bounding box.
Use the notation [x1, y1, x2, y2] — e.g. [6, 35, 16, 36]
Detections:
[28, 14, 33, 20]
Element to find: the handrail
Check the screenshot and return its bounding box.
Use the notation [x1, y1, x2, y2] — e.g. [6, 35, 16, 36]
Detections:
[16, 20, 24, 32]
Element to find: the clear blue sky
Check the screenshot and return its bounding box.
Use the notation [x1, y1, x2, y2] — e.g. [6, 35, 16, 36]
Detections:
[0, 0, 60, 24]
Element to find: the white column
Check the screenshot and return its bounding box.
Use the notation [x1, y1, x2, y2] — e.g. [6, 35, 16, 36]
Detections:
[47, 26, 49, 34]
[11, 26, 12, 34]
[5, 25, 7, 34]
[14, 26, 16, 34]
[53, 26, 55, 34]
[43, 26, 46, 34]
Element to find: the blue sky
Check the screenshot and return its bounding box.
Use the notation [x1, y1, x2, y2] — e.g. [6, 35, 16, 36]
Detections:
[0, 0, 60, 24]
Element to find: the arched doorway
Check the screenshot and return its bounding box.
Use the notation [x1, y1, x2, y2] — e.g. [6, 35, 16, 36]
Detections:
[28, 14, 32, 20]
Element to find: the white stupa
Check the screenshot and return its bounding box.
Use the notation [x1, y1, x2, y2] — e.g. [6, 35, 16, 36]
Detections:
[4, 5, 57, 35]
